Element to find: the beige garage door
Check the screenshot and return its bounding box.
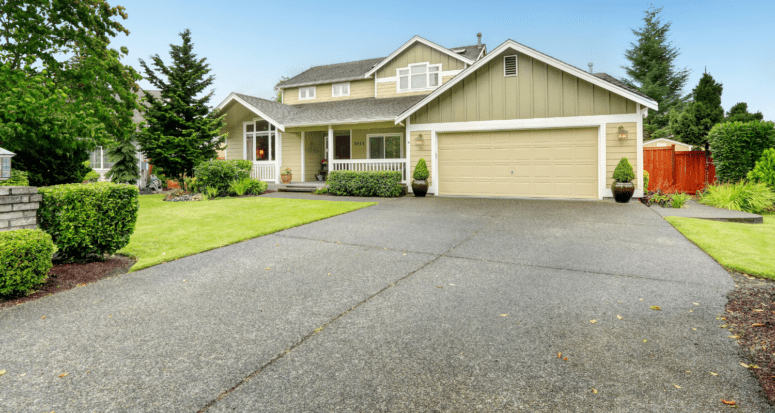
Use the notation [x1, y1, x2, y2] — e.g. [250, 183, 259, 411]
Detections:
[438, 128, 599, 199]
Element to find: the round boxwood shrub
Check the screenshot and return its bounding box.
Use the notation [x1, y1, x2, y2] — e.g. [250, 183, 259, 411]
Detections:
[0, 229, 55, 296]
[194, 160, 252, 196]
[708, 120, 775, 183]
[38, 182, 139, 261]
[613, 158, 635, 182]
[413, 158, 430, 181]
[748, 148, 775, 190]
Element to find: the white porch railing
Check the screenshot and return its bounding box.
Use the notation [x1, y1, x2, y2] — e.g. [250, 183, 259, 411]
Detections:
[330, 159, 409, 182]
[251, 162, 277, 181]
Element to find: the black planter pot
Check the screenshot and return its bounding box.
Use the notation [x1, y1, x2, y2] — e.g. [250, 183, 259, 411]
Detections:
[412, 179, 428, 197]
[611, 181, 635, 203]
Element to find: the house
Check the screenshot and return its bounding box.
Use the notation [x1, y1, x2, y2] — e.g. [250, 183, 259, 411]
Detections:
[643, 137, 693, 152]
[215, 34, 657, 199]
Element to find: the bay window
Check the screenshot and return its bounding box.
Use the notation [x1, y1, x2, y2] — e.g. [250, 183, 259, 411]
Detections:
[397, 63, 441, 92]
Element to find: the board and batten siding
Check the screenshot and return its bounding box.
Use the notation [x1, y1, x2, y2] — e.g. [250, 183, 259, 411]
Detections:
[221, 102, 258, 160]
[282, 79, 375, 105]
[410, 131, 432, 185]
[376, 42, 467, 79]
[410, 50, 638, 125]
[282, 132, 302, 178]
[377, 75, 457, 99]
[606, 122, 639, 190]
[304, 131, 325, 181]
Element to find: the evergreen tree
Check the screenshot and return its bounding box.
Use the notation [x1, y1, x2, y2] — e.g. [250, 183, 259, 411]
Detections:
[106, 138, 140, 184]
[723, 102, 764, 123]
[136, 29, 226, 183]
[670, 72, 724, 152]
[621, 7, 690, 138]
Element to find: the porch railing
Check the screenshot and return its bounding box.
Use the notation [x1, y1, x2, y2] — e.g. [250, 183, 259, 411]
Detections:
[251, 162, 276, 181]
[330, 159, 409, 182]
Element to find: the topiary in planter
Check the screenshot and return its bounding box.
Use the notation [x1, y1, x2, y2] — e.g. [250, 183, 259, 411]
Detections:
[612, 157, 636, 203]
[412, 158, 430, 197]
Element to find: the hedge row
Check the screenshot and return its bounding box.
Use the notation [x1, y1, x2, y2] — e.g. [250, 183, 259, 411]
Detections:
[327, 171, 403, 197]
[38, 182, 139, 261]
[0, 229, 55, 296]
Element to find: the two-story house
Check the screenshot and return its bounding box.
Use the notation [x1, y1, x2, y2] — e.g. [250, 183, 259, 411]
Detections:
[215, 34, 656, 199]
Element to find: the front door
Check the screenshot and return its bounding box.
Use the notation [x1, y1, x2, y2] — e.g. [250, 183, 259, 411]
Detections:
[335, 135, 350, 160]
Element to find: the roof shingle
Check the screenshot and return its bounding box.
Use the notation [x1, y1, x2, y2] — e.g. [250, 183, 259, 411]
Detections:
[277, 57, 384, 89]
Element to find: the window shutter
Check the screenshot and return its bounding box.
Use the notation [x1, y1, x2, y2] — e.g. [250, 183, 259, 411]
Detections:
[504, 55, 518, 77]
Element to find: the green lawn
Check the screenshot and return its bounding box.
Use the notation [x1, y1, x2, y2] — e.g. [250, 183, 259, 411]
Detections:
[119, 194, 375, 272]
[666, 215, 775, 279]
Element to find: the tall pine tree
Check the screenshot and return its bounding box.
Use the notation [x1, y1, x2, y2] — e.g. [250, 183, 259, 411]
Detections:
[621, 7, 690, 139]
[723, 102, 764, 123]
[670, 72, 724, 152]
[136, 29, 225, 183]
[106, 138, 140, 184]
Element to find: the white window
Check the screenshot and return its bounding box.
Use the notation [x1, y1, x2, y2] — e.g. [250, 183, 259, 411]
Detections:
[89, 146, 114, 170]
[397, 63, 441, 92]
[367, 134, 403, 159]
[504, 55, 518, 77]
[243, 120, 277, 162]
[298, 86, 316, 100]
[332, 82, 350, 97]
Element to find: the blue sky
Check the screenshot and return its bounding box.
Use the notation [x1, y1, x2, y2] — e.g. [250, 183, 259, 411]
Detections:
[116, 0, 774, 120]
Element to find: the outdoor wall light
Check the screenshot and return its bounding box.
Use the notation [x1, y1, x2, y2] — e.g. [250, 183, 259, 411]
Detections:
[415, 133, 424, 146]
[0, 147, 14, 181]
[617, 126, 629, 141]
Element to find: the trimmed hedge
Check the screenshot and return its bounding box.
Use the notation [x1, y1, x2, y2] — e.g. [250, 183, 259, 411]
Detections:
[708, 121, 775, 183]
[0, 170, 30, 186]
[38, 182, 139, 261]
[0, 229, 55, 296]
[328, 171, 403, 197]
[748, 148, 775, 190]
[194, 160, 252, 196]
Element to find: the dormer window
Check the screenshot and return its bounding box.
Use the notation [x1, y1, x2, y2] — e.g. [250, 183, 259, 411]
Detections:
[332, 82, 350, 97]
[397, 63, 441, 93]
[299, 86, 316, 100]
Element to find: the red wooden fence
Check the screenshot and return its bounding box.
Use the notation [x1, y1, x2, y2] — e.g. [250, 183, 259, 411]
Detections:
[643, 146, 716, 194]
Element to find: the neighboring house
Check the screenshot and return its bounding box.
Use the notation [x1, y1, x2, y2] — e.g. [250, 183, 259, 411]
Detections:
[215, 34, 657, 199]
[88, 90, 161, 186]
[643, 137, 693, 152]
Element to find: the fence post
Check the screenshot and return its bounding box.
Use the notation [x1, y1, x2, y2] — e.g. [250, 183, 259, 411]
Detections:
[671, 145, 677, 190]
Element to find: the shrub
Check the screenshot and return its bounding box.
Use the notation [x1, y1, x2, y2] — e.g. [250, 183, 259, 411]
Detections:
[0, 229, 55, 296]
[643, 170, 650, 192]
[699, 181, 775, 214]
[194, 160, 252, 196]
[669, 193, 691, 208]
[612, 158, 635, 182]
[708, 121, 775, 183]
[246, 179, 267, 195]
[328, 171, 403, 197]
[0, 169, 30, 186]
[202, 186, 219, 200]
[748, 148, 775, 190]
[413, 158, 430, 180]
[229, 177, 252, 196]
[83, 169, 101, 183]
[38, 182, 139, 261]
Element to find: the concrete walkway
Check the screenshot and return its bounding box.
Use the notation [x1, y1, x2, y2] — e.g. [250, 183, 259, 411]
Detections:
[651, 200, 763, 223]
[0, 195, 769, 412]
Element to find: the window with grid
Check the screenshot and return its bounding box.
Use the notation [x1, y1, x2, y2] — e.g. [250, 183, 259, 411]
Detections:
[397, 63, 441, 92]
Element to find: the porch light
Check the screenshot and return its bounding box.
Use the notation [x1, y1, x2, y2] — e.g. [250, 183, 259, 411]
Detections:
[0, 147, 14, 181]
[415, 133, 424, 146]
[617, 126, 629, 141]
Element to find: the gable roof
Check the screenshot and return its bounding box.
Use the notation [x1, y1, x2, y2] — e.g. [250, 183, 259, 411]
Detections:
[363, 36, 475, 78]
[277, 57, 385, 89]
[591, 73, 653, 102]
[644, 137, 692, 147]
[395, 39, 659, 123]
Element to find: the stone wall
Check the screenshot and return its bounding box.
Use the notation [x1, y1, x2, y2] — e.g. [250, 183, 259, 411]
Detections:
[0, 186, 41, 232]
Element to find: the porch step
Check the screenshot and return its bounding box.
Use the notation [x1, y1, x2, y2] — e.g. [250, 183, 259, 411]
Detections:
[276, 184, 322, 193]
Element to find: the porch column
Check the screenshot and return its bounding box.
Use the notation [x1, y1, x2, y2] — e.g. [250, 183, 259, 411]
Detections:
[328, 125, 334, 164]
[276, 130, 282, 184]
[301, 132, 306, 183]
[405, 118, 412, 189]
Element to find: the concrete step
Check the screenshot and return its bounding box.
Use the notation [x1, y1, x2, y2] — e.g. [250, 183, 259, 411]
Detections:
[276, 185, 321, 193]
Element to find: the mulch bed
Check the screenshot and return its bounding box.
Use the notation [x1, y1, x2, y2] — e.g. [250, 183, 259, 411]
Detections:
[0, 255, 136, 309]
[726, 271, 775, 404]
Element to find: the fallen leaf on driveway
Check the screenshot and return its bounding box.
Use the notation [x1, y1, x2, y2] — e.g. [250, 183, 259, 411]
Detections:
[754, 309, 764, 312]
[563, 357, 568, 361]
[710, 372, 718, 376]
[592, 388, 597, 394]
[0, 370, 5, 376]
[449, 284, 455, 286]
[674, 384, 681, 389]
[752, 323, 765, 327]
[41, 316, 45, 319]
[692, 328, 697, 331]
[590, 320, 597, 324]
[500, 314, 507, 317]
[558, 352, 562, 358]
[265, 268, 270, 270]
[643, 339, 648, 342]
[436, 286, 443, 289]
[693, 303, 700, 305]
[740, 363, 750, 368]
[729, 335, 740, 339]
[402, 253, 406, 256]
[649, 306, 662, 311]
[721, 399, 736, 406]
[617, 315, 623, 320]
[58, 373, 68, 378]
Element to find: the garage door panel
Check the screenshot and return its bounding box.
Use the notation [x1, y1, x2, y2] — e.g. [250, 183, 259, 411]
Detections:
[438, 128, 598, 199]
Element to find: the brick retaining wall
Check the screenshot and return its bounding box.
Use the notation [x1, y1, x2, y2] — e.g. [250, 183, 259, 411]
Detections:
[0, 186, 40, 232]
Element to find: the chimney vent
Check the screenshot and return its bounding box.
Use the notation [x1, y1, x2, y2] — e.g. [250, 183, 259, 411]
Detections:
[588, 62, 594, 73]
[477, 33, 482, 47]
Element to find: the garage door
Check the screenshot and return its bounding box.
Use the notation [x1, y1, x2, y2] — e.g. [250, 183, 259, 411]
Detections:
[437, 128, 598, 199]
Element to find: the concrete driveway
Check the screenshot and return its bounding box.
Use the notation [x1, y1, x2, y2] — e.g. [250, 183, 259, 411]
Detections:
[0, 195, 770, 412]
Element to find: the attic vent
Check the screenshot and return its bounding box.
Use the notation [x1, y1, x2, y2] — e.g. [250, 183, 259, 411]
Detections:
[504, 55, 518, 77]
[451, 48, 466, 54]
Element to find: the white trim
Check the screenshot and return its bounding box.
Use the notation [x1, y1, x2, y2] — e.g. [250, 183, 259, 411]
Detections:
[397, 62, 442, 93]
[279, 76, 366, 89]
[405, 118, 412, 191]
[364, 36, 474, 78]
[476, 46, 486, 60]
[276, 130, 282, 184]
[366, 133, 405, 159]
[284, 117, 395, 128]
[636, 113, 643, 197]
[503, 55, 518, 77]
[301, 131, 306, 183]
[332, 82, 350, 97]
[431, 130, 438, 195]
[395, 40, 658, 124]
[598, 124, 606, 200]
[327, 125, 334, 164]
[378, 69, 462, 84]
[215, 93, 286, 132]
[299, 86, 316, 101]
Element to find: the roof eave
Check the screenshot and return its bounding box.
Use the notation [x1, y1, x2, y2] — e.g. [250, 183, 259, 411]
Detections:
[215, 93, 287, 132]
[364, 36, 474, 79]
[278, 75, 371, 89]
